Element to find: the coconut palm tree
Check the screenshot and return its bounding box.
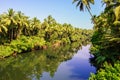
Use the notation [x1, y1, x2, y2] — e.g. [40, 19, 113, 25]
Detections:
[0, 16, 8, 34]
[21, 16, 30, 36]
[2, 8, 17, 41]
[15, 11, 29, 38]
[102, 0, 119, 7]
[45, 15, 57, 27]
[30, 17, 41, 36]
[73, 0, 94, 17]
[0, 16, 8, 43]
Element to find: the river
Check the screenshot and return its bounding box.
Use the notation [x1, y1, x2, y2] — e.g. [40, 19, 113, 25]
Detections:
[0, 45, 96, 80]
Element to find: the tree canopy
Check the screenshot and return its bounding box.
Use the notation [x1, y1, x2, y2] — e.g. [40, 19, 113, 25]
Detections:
[73, 0, 120, 79]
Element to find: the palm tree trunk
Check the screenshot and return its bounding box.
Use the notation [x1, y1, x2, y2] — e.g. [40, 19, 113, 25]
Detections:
[11, 28, 14, 41]
[86, 6, 93, 18]
[16, 24, 21, 38]
[86, 6, 96, 23]
[8, 29, 11, 42]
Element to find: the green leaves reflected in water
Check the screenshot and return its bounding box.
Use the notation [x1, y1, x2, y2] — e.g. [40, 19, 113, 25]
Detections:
[0, 42, 81, 80]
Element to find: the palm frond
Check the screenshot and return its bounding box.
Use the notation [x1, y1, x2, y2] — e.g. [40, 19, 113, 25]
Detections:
[80, 3, 84, 11]
[72, 0, 79, 4]
[76, 1, 81, 7]
[89, 0, 94, 4]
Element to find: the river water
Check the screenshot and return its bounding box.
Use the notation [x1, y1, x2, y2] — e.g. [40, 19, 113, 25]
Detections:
[40, 45, 96, 80]
[0, 45, 96, 80]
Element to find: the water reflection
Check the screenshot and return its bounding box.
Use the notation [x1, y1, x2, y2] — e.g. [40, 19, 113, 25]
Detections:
[0, 44, 96, 80]
[40, 45, 96, 80]
[67, 45, 96, 80]
[0, 42, 80, 80]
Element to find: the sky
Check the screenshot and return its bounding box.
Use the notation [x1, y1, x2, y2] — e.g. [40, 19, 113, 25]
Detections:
[0, 0, 105, 29]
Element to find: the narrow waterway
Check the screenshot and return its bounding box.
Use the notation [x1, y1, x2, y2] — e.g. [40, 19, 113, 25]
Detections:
[0, 45, 96, 80]
[40, 45, 96, 80]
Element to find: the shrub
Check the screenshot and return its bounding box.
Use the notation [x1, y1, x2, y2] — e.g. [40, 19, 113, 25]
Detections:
[89, 61, 120, 80]
[0, 46, 13, 58]
[0, 36, 46, 58]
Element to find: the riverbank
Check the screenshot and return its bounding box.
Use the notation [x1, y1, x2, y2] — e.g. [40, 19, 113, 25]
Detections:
[0, 35, 82, 59]
[0, 9, 96, 79]
[0, 45, 96, 80]
[0, 36, 46, 58]
[0, 9, 93, 59]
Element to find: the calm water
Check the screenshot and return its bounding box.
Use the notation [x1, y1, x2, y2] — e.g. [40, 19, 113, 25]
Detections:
[40, 45, 96, 80]
[0, 44, 96, 80]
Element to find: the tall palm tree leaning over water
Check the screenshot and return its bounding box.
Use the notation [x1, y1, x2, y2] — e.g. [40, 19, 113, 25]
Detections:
[72, 0, 120, 23]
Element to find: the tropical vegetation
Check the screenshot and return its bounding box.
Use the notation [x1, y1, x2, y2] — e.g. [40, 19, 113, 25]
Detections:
[89, 61, 120, 80]
[0, 43, 79, 80]
[73, 0, 120, 79]
[2, 0, 120, 79]
[0, 9, 92, 58]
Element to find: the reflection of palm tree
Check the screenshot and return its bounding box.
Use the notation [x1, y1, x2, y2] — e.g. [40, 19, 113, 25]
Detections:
[0, 44, 79, 80]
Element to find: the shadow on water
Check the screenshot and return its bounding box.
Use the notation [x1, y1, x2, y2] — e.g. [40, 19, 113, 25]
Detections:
[0, 43, 96, 80]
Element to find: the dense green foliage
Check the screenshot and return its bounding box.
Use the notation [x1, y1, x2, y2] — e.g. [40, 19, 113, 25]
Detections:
[0, 9, 92, 58]
[86, 0, 120, 79]
[0, 36, 46, 58]
[0, 43, 79, 80]
[73, 0, 120, 79]
[91, 0, 120, 65]
[89, 61, 120, 80]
